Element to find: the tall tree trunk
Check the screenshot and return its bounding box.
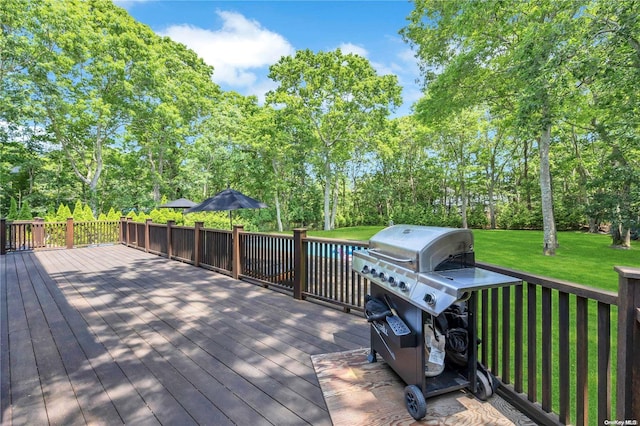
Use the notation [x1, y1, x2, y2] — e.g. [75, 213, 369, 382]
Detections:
[488, 184, 496, 229]
[460, 178, 468, 229]
[323, 158, 331, 230]
[330, 178, 339, 229]
[274, 191, 283, 232]
[272, 159, 283, 232]
[523, 139, 532, 210]
[539, 122, 558, 255]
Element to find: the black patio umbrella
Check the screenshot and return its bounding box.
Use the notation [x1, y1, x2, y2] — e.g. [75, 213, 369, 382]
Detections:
[185, 188, 267, 228]
[159, 198, 198, 209]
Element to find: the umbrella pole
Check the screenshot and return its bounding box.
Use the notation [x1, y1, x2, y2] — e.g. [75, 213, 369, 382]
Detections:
[229, 210, 232, 229]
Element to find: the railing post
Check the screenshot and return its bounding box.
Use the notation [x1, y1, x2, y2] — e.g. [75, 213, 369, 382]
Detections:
[120, 216, 126, 244]
[0, 218, 6, 255]
[615, 266, 640, 420]
[232, 225, 244, 280]
[293, 228, 307, 300]
[167, 220, 175, 259]
[126, 218, 132, 246]
[145, 219, 152, 253]
[33, 217, 45, 248]
[66, 217, 74, 249]
[194, 222, 203, 267]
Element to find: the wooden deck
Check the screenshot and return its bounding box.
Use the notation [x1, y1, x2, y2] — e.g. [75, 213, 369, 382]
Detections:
[1, 245, 533, 425]
[1, 245, 369, 425]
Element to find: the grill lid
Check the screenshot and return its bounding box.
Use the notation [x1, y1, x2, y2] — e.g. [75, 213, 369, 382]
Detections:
[368, 225, 474, 272]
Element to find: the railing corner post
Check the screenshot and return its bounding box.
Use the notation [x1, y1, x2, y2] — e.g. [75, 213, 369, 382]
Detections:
[293, 228, 307, 300]
[615, 266, 640, 420]
[0, 218, 6, 255]
[66, 217, 74, 249]
[33, 217, 45, 248]
[232, 225, 244, 280]
[145, 218, 152, 253]
[167, 220, 175, 259]
[126, 217, 132, 246]
[120, 216, 127, 244]
[194, 221, 203, 267]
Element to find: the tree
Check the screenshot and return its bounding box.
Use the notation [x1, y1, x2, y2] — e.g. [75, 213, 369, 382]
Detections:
[126, 36, 218, 203]
[267, 49, 401, 230]
[402, 0, 588, 254]
[17, 200, 32, 220]
[7, 198, 19, 220]
[575, 0, 640, 246]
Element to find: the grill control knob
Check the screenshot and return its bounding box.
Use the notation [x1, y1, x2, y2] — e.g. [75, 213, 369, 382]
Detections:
[399, 281, 407, 291]
[388, 276, 396, 286]
[361, 265, 370, 274]
[424, 293, 436, 306]
[370, 268, 377, 276]
[378, 272, 386, 281]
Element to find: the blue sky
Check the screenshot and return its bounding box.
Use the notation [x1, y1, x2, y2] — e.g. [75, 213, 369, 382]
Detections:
[118, 0, 422, 117]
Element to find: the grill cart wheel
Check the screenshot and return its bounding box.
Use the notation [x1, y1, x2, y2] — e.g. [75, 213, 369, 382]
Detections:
[474, 369, 493, 401]
[404, 385, 427, 420]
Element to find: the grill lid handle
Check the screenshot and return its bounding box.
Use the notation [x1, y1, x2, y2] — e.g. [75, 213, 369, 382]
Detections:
[368, 248, 414, 264]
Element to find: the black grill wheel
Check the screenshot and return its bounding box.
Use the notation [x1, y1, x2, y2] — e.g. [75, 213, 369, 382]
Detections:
[404, 385, 427, 420]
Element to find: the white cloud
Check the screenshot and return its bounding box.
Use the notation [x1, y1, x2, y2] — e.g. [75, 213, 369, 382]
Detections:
[337, 42, 368, 58]
[160, 11, 294, 89]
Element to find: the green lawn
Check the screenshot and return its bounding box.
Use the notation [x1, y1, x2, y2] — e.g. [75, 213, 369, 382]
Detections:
[307, 227, 639, 291]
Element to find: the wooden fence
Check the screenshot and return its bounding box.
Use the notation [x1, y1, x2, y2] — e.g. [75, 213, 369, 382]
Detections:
[2, 217, 639, 423]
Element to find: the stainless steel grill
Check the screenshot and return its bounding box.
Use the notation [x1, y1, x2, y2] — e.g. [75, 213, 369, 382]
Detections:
[352, 225, 521, 420]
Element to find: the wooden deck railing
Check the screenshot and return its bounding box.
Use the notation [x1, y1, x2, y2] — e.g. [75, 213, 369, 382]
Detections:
[2, 217, 639, 424]
[0, 218, 120, 252]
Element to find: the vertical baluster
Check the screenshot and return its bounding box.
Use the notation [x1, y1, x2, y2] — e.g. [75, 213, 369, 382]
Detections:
[491, 287, 499, 374]
[514, 283, 523, 393]
[502, 286, 511, 384]
[558, 291, 570, 423]
[576, 296, 588, 425]
[481, 289, 489, 366]
[597, 301, 611, 426]
[527, 283, 537, 403]
[541, 286, 552, 412]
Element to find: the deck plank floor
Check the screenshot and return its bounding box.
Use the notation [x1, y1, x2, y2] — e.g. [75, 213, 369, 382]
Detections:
[2, 245, 368, 425]
[1, 245, 531, 425]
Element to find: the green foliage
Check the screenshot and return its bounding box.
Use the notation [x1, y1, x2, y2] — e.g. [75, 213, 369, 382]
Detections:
[2, 0, 639, 239]
[82, 204, 95, 221]
[496, 202, 543, 230]
[17, 200, 32, 220]
[268, 48, 402, 230]
[52, 204, 72, 222]
[182, 211, 239, 231]
[106, 207, 121, 221]
[7, 198, 19, 220]
[72, 201, 84, 220]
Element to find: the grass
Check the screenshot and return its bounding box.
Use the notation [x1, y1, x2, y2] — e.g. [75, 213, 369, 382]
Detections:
[307, 227, 639, 291]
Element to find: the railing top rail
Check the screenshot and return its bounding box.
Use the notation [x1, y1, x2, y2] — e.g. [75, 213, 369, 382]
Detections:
[75, 220, 120, 224]
[238, 231, 293, 240]
[477, 260, 619, 305]
[202, 227, 232, 235]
